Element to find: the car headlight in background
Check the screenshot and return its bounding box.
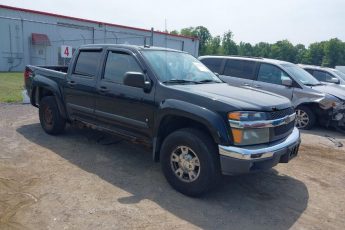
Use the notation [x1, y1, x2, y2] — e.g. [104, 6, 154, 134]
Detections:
[228, 111, 270, 146]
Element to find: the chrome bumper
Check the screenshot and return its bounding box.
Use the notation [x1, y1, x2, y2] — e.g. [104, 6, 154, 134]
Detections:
[219, 127, 300, 160]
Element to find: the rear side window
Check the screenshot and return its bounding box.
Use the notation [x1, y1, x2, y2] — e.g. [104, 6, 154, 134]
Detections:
[103, 51, 143, 84]
[74, 51, 102, 77]
[223, 60, 256, 79]
[257, 63, 290, 85]
[200, 58, 223, 73]
[312, 70, 334, 82]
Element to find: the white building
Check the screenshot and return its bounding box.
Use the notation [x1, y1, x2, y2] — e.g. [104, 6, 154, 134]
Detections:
[0, 4, 199, 71]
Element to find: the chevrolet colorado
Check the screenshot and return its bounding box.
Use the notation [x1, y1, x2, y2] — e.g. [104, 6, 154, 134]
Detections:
[24, 44, 300, 196]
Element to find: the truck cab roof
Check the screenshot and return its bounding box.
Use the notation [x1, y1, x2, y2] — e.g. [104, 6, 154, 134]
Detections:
[79, 44, 187, 53]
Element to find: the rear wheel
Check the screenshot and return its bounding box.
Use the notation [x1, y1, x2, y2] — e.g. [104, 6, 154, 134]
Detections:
[295, 106, 316, 130]
[160, 128, 221, 197]
[39, 96, 66, 135]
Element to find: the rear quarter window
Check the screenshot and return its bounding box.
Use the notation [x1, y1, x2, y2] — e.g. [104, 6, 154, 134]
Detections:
[73, 51, 102, 77]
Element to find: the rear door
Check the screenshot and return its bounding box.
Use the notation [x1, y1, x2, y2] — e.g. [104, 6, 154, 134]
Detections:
[199, 57, 225, 74]
[95, 49, 155, 141]
[254, 63, 294, 100]
[220, 59, 257, 87]
[64, 48, 103, 122]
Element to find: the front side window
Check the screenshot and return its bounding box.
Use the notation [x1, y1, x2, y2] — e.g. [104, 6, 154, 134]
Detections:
[74, 51, 102, 77]
[103, 51, 142, 84]
[223, 60, 256, 80]
[332, 69, 345, 81]
[313, 70, 334, 82]
[281, 63, 320, 86]
[257, 63, 291, 85]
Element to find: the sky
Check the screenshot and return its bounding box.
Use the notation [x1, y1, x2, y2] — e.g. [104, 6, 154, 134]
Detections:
[1, 0, 345, 46]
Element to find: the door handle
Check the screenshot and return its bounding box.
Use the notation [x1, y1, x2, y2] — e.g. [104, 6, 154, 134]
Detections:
[67, 80, 76, 86]
[242, 83, 250, 86]
[253, 85, 261, 88]
[99, 86, 109, 93]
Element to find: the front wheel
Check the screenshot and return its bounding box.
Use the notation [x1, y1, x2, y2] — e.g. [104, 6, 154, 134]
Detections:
[39, 96, 66, 135]
[160, 128, 221, 197]
[295, 106, 316, 130]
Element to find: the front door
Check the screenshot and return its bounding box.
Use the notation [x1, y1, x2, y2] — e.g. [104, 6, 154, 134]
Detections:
[253, 63, 294, 100]
[95, 49, 155, 141]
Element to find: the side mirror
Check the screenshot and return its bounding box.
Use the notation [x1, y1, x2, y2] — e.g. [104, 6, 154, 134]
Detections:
[123, 72, 151, 91]
[214, 72, 220, 77]
[282, 78, 293, 87]
[329, 77, 340, 84]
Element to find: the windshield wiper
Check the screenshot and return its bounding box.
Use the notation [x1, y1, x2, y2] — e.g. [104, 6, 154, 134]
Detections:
[305, 83, 323, 86]
[162, 79, 199, 84]
[196, 79, 222, 84]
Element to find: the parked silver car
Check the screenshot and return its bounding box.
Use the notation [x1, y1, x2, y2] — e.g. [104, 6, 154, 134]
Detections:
[299, 64, 345, 86]
[199, 56, 345, 131]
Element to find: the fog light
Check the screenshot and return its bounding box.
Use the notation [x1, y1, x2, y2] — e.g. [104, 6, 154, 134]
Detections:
[334, 113, 344, 121]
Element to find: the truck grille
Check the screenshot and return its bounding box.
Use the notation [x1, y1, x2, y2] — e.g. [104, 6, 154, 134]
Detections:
[269, 107, 295, 120]
[274, 120, 295, 136]
[269, 107, 296, 142]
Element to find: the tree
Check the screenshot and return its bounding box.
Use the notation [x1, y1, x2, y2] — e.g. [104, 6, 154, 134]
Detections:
[294, 44, 307, 64]
[253, 42, 271, 57]
[238, 42, 253, 56]
[206, 36, 222, 55]
[302, 42, 325, 66]
[222, 30, 238, 55]
[180, 26, 211, 55]
[180, 27, 197, 37]
[322, 38, 345, 67]
[170, 30, 179, 35]
[269, 40, 297, 63]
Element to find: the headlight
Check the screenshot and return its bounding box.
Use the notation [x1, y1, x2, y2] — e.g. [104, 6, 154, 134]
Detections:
[332, 101, 345, 109]
[228, 111, 270, 146]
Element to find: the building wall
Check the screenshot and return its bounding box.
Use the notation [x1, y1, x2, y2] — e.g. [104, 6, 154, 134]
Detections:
[0, 5, 199, 71]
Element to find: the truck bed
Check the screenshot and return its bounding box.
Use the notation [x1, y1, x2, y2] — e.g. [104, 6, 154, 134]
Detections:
[24, 65, 68, 98]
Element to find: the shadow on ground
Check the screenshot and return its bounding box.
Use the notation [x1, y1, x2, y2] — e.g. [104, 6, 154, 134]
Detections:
[17, 123, 309, 230]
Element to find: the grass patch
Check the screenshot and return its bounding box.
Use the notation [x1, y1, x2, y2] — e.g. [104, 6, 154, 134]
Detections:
[0, 72, 23, 103]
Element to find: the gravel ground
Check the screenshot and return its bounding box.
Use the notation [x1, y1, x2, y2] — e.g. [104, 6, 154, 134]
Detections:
[0, 103, 345, 230]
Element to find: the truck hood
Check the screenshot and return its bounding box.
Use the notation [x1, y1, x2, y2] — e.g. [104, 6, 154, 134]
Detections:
[312, 84, 345, 101]
[171, 83, 291, 111]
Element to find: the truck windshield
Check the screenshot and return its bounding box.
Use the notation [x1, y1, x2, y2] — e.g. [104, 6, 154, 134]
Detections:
[142, 50, 222, 84]
[282, 64, 321, 86]
[331, 69, 345, 81]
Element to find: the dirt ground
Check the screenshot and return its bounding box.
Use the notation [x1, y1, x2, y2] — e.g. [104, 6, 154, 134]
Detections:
[0, 103, 344, 230]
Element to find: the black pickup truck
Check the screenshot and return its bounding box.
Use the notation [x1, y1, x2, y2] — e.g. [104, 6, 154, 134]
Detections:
[24, 44, 300, 196]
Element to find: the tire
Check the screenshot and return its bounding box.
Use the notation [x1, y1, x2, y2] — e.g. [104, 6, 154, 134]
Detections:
[295, 106, 316, 130]
[39, 96, 66, 135]
[160, 128, 221, 197]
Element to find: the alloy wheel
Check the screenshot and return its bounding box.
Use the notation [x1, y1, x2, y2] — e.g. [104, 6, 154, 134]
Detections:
[296, 109, 309, 129]
[170, 146, 201, 183]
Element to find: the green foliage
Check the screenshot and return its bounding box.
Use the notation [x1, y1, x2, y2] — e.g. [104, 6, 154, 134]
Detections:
[0, 72, 23, 103]
[173, 26, 345, 68]
[222, 30, 238, 55]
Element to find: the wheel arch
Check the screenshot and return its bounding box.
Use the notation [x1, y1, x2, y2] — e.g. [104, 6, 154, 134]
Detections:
[152, 99, 230, 162]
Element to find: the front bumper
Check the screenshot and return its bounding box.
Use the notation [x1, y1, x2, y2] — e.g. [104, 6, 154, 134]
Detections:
[218, 127, 301, 175]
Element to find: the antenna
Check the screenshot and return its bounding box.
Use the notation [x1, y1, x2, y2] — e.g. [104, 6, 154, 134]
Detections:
[165, 18, 167, 48]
